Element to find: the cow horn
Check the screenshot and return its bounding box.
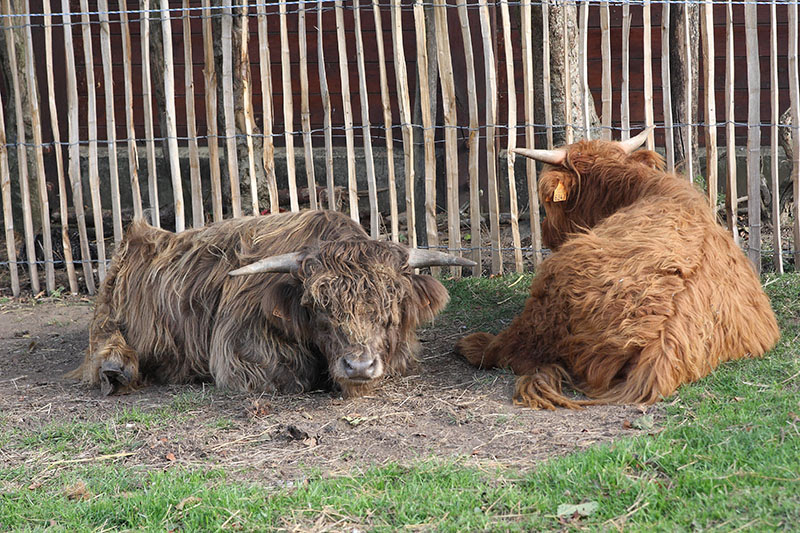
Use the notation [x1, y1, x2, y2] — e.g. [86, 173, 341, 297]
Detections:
[407, 248, 477, 268]
[510, 147, 567, 166]
[228, 252, 302, 276]
[618, 127, 653, 154]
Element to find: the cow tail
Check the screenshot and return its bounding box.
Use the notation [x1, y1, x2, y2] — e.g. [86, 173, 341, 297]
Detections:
[513, 365, 596, 410]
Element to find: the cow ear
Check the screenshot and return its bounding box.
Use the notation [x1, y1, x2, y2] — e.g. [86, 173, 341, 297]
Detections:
[540, 171, 572, 204]
[406, 274, 449, 325]
[261, 280, 310, 336]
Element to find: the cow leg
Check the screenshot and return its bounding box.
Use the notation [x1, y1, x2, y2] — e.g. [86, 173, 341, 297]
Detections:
[68, 329, 141, 395]
[454, 332, 500, 369]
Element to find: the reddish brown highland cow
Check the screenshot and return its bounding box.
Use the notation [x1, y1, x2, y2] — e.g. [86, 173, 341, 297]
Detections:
[70, 210, 472, 397]
[455, 130, 780, 409]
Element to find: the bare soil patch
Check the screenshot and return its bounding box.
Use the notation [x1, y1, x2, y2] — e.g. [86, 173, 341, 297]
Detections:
[0, 296, 657, 485]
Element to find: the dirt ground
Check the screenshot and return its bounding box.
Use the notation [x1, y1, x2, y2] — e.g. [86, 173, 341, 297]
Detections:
[0, 295, 658, 486]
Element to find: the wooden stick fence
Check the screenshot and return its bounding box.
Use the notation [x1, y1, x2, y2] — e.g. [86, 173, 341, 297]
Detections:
[0, 0, 798, 296]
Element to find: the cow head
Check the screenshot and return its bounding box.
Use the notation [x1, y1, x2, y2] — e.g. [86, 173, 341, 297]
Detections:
[514, 129, 662, 251]
[230, 241, 473, 396]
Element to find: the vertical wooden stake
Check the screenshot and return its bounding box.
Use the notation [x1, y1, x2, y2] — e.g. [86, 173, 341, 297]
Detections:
[237, 1, 259, 216]
[500, 0, 522, 272]
[391, 0, 416, 247]
[22, 1, 55, 292]
[318, 1, 336, 211]
[788, 1, 800, 268]
[642, 0, 654, 149]
[61, 0, 96, 294]
[221, 0, 241, 217]
[6, 0, 41, 294]
[354, 0, 379, 237]
[42, 0, 77, 294]
[159, 0, 185, 232]
[0, 88, 19, 296]
[256, 1, 279, 213]
[457, 0, 482, 275]
[600, 1, 611, 141]
[579, 0, 589, 139]
[563, 4, 573, 144]
[202, 0, 223, 221]
[141, 0, 161, 227]
[701, 0, 718, 209]
[279, 0, 299, 212]
[621, 0, 631, 140]
[725, 0, 737, 242]
[413, 1, 438, 276]
[683, 3, 695, 182]
[479, 0, 501, 274]
[661, 0, 675, 172]
[334, 0, 360, 223]
[542, 0, 553, 148]
[298, 3, 318, 210]
[183, 0, 205, 226]
[745, 0, 761, 272]
[119, 0, 143, 221]
[769, 0, 782, 274]
[372, 0, 399, 241]
[79, 0, 108, 279]
[98, 0, 124, 243]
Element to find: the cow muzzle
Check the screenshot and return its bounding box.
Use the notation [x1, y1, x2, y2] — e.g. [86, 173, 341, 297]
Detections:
[339, 354, 383, 382]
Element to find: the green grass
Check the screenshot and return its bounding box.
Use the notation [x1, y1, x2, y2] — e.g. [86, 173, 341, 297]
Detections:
[1, 274, 798, 531]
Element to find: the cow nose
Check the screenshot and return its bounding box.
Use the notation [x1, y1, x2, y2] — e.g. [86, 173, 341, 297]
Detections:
[342, 355, 379, 380]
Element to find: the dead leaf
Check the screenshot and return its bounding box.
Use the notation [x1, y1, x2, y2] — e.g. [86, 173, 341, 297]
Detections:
[631, 414, 655, 430]
[165, 452, 176, 461]
[342, 415, 365, 427]
[622, 419, 632, 429]
[302, 437, 318, 447]
[286, 425, 309, 440]
[248, 399, 271, 418]
[28, 481, 42, 490]
[556, 501, 598, 518]
[64, 480, 92, 501]
[176, 496, 201, 510]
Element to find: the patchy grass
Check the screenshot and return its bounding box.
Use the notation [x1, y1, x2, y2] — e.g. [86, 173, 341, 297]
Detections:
[1, 273, 798, 531]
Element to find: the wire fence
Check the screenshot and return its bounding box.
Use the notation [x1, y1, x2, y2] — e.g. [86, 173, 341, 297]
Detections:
[0, 0, 798, 297]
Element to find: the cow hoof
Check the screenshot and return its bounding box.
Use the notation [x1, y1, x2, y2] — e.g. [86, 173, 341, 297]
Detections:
[454, 332, 497, 369]
[99, 361, 131, 396]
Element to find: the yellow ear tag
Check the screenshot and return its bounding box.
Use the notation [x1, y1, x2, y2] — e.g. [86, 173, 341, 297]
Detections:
[553, 181, 568, 202]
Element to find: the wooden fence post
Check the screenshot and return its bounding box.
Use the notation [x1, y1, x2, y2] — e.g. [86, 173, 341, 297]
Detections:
[61, 0, 96, 295]
[745, 0, 761, 272]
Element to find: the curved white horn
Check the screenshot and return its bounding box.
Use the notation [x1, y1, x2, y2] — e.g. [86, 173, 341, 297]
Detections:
[618, 127, 653, 154]
[229, 252, 302, 276]
[407, 248, 477, 269]
[511, 147, 567, 166]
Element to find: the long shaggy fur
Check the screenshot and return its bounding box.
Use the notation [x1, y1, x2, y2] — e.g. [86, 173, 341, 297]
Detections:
[70, 210, 449, 396]
[455, 140, 779, 409]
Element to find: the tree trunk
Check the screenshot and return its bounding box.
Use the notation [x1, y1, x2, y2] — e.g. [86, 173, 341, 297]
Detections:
[670, 2, 700, 175]
[0, 0, 41, 232]
[532, 1, 600, 147]
[230, 3, 268, 211]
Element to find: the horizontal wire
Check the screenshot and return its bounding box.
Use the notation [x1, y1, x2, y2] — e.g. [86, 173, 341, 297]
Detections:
[0, 0, 793, 30]
[1, 122, 797, 152]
